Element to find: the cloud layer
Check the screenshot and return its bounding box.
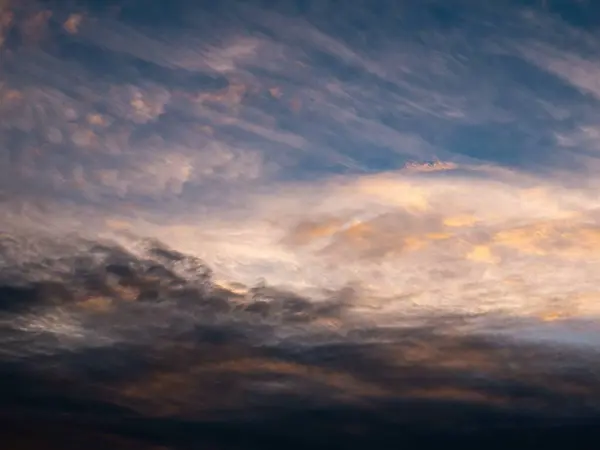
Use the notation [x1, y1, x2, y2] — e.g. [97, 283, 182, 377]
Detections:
[2, 0, 600, 341]
[3, 1, 600, 445]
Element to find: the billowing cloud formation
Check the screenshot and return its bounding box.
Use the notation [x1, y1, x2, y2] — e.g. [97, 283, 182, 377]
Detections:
[97, 167, 600, 340]
[1, 235, 600, 448]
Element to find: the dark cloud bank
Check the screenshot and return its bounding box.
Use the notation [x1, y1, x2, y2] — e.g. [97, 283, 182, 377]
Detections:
[1, 233, 600, 449]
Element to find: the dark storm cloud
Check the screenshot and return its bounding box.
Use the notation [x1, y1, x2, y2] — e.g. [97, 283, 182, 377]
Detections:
[1, 234, 600, 448]
[0, 233, 350, 350]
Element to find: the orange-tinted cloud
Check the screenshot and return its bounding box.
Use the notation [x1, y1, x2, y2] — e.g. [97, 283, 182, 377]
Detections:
[19, 9, 52, 45]
[63, 13, 83, 35]
[0, 3, 13, 48]
[466, 245, 498, 264]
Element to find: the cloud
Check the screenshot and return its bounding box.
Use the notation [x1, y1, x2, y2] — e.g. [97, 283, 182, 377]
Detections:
[520, 41, 600, 101]
[63, 13, 83, 34]
[2, 235, 600, 447]
[7, 0, 600, 213]
[4, 5, 600, 337]
[4, 1, 600, 446]
[102, 165, 597, 329]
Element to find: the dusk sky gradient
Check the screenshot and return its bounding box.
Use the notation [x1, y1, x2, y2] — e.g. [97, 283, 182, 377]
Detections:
[2, 0, 600, 448]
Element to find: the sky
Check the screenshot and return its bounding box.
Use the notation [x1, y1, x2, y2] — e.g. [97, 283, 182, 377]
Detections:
[4, 0, 600, 335]
[2, 0, 600, 447]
